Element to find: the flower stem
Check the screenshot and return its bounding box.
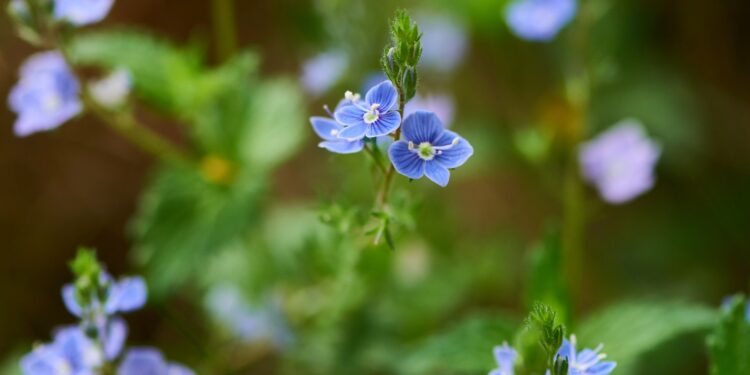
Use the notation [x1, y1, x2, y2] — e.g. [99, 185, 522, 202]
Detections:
[374, 87, 405, 211]
[211, 0, 238, 62]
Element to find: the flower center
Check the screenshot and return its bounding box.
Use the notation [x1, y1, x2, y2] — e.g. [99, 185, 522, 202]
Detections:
[363, 103, 381, 124]
[43, 93, 62, 112]
[408, 137, 460, 161]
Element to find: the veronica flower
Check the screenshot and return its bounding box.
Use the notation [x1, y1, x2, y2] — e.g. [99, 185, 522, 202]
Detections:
[118, 348, 194, 375]
[8, 51, 82, 137]
[62, 273, 147, 319]
[334, 80, 401, 140]
[89, 69, 131, 108]
[388, 111, 473, 187]
[505, 0, 577, 42]
[557, 335, 616, 375]
[310, 100, 365, 154]
[579, 119, 661, 204]
[404, 93, 455, 127]
[488, 343, 517, 375]
[54, 0, 115, 26]
[300, 50, 348, 96]
[417, 14, 469, 73]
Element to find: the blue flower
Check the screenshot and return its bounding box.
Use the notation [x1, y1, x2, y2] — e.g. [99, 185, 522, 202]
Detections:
[117, 348, 194, 375]
[54, 0, 115, 26]
[556, 335, 617, 375]
[310, 100, 365, 154]
[488, 342, 517, 375]
[8, 51, 82, 137]
[62, 273, 147, 318]
[89, 68, 132, 108]
[417, 13, 468, 73]
[334, 80, 401, 140]
[388, 111, 473, 187]
[579, 119, 660, 204]
[505, 0, 577, 42]
[404, 93, 455, 127]
[300, 50, 349, 96]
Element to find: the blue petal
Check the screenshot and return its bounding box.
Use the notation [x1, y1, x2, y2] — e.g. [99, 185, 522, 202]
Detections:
[310, 116, 342, 141]
[334, 104, 364, 125]
[61, 284, 82, 317]
[388, 141, 425, 179]
[435, 132, 474, 169]
[53, 325, 99, 370]
[54, 0, 115, 26]
[557, 339, 576, 363]
[588, 361, 617, 375]
[365, 80, 398, 111]
[105, 277, 147, 314]
[167, 363, 197, 375]
[366, 110, 401, 137]
[424, 161, 450, 187]
[401, 111, 444, 143]
[104, 318, 128, 360]
[319, 140, 364, 154]
[21, 345, 67, 375]
[337, 123, 368, 141]
[118, 348, 167, 375]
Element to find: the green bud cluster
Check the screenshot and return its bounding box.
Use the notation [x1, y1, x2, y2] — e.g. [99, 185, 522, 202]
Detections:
[381, 10, 422, 102]
[6, 0, 55, 46]
[68, 248, 104, 311]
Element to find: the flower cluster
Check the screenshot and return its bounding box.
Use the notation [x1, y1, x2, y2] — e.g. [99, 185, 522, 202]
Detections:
[8, 0, 125, 137]
[310, 80, 473, 187]
[504, 0, 577, 42]
[489, 335, 616, 375]
[579, 120, 661, 204]
[21, 250, 194, 375]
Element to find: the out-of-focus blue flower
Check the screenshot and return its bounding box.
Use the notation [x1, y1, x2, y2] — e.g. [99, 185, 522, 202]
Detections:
[557, 335, 617, 375]
[300, 50, 349, 96]
[579, 119, 661, 204]
[416, 14, 468, 73]
[117, 348, 194, 375]
[405, 93, 455, 127]
[361, 72, 388, 93]
[488, 342, 517, 375]
[54, 0, 115, 26]
[62, 274, 147, 318]
[204, 284, 294, 349]
[310, 100, 365, 154]
[89, 69, 131, 108]
[8, 51, 82, 137]
[21, 325, 110, 375]
[505, 0, 577, 42]
[388, 111, 473, 187]
[334, 80, 401, 140]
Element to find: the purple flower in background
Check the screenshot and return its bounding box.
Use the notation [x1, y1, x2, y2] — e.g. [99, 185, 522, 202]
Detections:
[361, 72, 387, 93]
[557, 335, 617, 375]
[8, 51, 82, 137]
[54, 0, 115, 26]
[489, 342, 517, 375]
[118, 348, 194, 375]
[505, 0, 577, 42]
[579, 119, 660, 204]
[417, 14, 469, 73]
[405, 93, 455, 127]
[334, 80, 401, 140]
[300, 50, 349, 96]
[62, 273, 147, 318]
[388, 111, 473, 187]
[310, 100, 365, 154]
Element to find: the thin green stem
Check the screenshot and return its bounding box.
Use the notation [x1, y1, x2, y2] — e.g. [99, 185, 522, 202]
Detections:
[211, 0, 238, 62]
[374, 87, 405, 212]
[363, 144, 387, 174]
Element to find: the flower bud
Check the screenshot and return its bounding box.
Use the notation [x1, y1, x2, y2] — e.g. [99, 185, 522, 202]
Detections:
[401, 65, 417, 101]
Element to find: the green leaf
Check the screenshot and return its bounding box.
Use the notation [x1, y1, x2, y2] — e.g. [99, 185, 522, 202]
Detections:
[400, 313, 518, 375]
[67, 29, 258, 117]
[708, 295, 750, 375]
[525, 230, 571, 327]
[576, 300, 718, 374]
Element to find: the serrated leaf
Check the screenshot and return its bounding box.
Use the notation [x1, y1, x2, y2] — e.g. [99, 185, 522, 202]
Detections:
[400, 313, 518, 375]
[708, 295, 750, 375]
[576, 300, 718, 374]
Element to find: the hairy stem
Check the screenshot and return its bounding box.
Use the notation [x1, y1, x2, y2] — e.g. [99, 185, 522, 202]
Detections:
[212, 0, 238, 62]
[374, 87, 405, 211]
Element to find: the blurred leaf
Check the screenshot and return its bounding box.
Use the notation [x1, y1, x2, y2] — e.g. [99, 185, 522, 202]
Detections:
[525, 230, 571, 327]
[577, 300, 718, 374]
[400, 313, 518, 375]
[708, 295, 750, 375]
[68, 29, 258, 117]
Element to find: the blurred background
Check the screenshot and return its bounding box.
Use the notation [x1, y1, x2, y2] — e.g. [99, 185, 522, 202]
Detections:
[1, 0, 749, 374]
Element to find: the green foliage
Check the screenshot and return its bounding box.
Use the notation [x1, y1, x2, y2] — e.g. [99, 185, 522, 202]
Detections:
[708, 295, 750, 375]
[381, 9, 422, 101]
[514, 302, 566, 373]
[68, 248, 102, 307]
[576, 300, 718, 374]
[67, 29, 258, 117]
[526, 230, 571, 327]
[399, 313, 518, 375]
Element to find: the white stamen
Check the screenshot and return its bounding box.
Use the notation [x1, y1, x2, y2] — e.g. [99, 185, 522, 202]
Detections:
[330, 129, 338, 136]
[345, 91, 361, 102]
[408, 141, 415, 151]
